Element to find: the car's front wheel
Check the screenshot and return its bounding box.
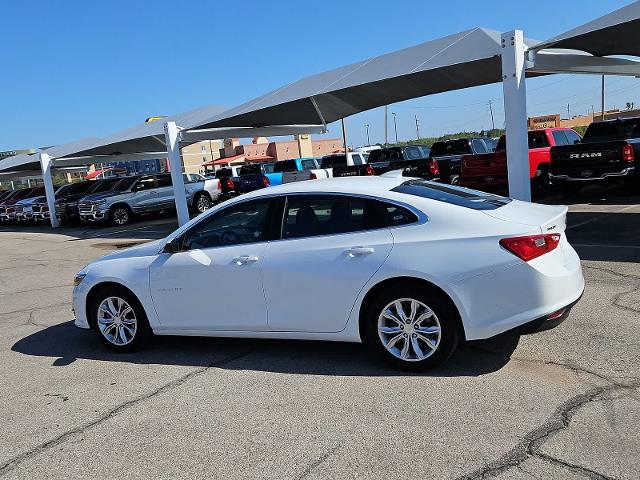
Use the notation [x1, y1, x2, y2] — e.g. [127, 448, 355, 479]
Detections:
[110, 205, 131, 226]
[88, 286, 150, 352]
[364, 284, 460, 371]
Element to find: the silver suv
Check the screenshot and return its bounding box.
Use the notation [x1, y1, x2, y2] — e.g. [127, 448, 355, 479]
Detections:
[78, 173, 219, 226]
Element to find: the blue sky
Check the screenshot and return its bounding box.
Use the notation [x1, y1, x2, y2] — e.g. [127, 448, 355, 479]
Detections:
[1, 0, 637, 150]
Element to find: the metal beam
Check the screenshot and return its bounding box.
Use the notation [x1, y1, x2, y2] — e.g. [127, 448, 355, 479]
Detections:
[164, 121, 190, 227]
[530, 51, 640, 76]
[53, 152, 167, 168]
[501, 30, 531, 202]
[39, 152, 59, 228]
[180, 124, 326, 143]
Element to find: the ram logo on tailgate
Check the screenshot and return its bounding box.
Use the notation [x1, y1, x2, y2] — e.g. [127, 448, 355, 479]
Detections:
[569, 152, 602, 159]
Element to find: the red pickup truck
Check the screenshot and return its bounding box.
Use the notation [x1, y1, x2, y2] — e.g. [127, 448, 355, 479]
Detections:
[460, 128, 582, 192]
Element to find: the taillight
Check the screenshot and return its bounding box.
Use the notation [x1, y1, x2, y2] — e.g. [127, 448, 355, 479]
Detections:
[499, 234, 561, 262]
[622, 144, 634, 162]
[429, 160, 439, 176]
[309, 172, 317, 180]
[365, 164, 375, 176]
[226, 178, 234, 189]
[262, 176, 270, 187]
[216, 179, 221, 190]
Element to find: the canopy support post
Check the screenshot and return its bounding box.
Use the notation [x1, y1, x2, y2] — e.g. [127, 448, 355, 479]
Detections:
[39, 152, 59, 228]
[501, 30, 531, 202]
[164, 121, 190, 227]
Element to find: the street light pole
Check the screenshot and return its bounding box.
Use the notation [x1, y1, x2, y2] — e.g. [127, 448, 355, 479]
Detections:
[365, 124, 370, 145]
[414, 115, 420, 140]
[384, 106, 388, 146]
[392, 112, 398, 143]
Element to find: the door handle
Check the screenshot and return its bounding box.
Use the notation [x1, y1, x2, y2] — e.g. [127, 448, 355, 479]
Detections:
[345, 246, 374, 257]
[233, 255, 259, 265]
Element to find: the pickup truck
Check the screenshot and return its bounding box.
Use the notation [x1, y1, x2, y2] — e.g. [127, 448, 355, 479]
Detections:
[460, 128, 581, 193]
[277, 157, 329, 183]
[15, 184, 68, 222]
[78, 173, 218, 226]
[323, 152, 373, 178]
[363, 145, 433, 177]
[215, 166, 242, 202]
[56, 177, 123, 225]
[237, 162, 281, 193]
[550, 117, 640, 193]
[0, 187, 42, 222]
[428, 137, 496, 184]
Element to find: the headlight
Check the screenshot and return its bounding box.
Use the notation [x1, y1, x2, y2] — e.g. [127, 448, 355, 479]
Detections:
[73, 273, 86, 286]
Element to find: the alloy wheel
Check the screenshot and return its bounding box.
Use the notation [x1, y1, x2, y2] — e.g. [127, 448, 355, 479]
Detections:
[196, 195, 211, 213]
[377, 298, 441, 362]
[113, 208, 129, 225]
[97, 296, 138, 346]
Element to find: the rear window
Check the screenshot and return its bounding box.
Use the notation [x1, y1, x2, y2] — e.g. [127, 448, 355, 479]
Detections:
[273, 160, 298, 172]
[391, 180, 512, 210]
[367, 148, 403, 163]
[216, 168, 232, 178]
[430, 139, 473, 156]
[496, 131, 550, 151]
[240, 164, 262, 176]
[583, 119, 640, 142]
[320, 155, 347, 168]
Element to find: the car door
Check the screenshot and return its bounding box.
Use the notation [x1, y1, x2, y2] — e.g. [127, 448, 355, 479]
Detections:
[149, 197, 278, 331]
[260, 194, 394, 333]
[131, 176, 159, 213]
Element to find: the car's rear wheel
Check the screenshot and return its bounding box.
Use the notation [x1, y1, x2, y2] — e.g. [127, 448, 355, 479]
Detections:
[110, 205, 131, 226]
[364, 285, 460, 371]
[194, 193, 212, 213]
[88, 286, 150, 352]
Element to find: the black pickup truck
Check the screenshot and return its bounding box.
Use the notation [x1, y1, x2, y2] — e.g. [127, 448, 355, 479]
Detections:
[428, 137, 495, 184]
[550, 117, 640, 193]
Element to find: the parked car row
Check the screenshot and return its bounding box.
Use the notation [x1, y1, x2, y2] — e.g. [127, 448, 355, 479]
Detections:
[1, 173, 221, 227]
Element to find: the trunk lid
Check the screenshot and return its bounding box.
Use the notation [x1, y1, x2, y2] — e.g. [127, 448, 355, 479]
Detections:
[484, 200, 567, 234]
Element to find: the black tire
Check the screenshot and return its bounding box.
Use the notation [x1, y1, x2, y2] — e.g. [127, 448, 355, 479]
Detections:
[363, 283, 461, 372]
[87, 285, 151, 352]
[109, 205, 131, 226]
[193, 192, 212, 214]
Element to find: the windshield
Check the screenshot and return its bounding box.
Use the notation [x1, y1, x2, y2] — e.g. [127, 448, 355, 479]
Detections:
[112, 176, 139, 192]
[391, 180, 511, 210]
[582, 119, 640, 142]
[88, 178, 121, 193]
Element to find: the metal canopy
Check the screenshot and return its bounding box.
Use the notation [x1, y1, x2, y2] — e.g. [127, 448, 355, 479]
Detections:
[534, 1, 640, 56]
[0, 137, 100, 172]
[189, 28, 542, 130]
[61, 104, 227, 158]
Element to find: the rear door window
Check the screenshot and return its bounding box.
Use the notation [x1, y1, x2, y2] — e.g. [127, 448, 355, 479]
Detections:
[156, 174, 173, 187]
[300, 159, 317, 170]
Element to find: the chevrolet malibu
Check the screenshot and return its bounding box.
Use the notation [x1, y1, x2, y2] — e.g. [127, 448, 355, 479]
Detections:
[72, 176, 584, 370]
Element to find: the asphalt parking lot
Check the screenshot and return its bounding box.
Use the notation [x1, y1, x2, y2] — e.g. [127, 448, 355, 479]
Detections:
[0, 188, 638, 479]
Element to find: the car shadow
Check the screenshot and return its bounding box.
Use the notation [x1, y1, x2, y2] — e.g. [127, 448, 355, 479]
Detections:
[12, 321, 529, 377]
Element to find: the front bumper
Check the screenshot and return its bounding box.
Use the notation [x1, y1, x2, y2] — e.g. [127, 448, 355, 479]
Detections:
[79, 204, 109, 222]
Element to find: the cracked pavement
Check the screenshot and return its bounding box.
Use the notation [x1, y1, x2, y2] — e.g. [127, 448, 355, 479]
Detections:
[0, 194, 638, 479]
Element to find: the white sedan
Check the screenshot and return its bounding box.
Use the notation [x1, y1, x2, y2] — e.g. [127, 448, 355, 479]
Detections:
[72, 176, 584, 371]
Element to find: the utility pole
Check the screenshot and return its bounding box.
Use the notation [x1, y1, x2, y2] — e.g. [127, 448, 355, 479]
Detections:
[392, 112, 398, 143]
[341, 118, 348, 153]
[601, 75, 606, 121]
[384, 106, 388, 146]
[488, 100, 495, 131]
[415, 115, 420, 140]
[365, 124, 370, 145]
[567, 103, 571, 119]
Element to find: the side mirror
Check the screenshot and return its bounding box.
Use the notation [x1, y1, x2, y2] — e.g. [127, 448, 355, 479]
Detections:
[163, 237, 183, 254]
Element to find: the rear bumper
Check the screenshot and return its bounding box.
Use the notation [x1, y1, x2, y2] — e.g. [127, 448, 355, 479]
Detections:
[550, 166, 635, 182]
[453, 237, 585, 340]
